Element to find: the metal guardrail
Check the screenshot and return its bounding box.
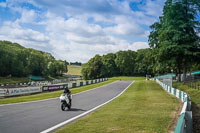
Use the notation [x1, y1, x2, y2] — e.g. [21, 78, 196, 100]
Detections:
[154, 73, 176, 80]
[0, 78, 108, 97]
[0, 89, 5, 97]
[156, 79, 192, 133]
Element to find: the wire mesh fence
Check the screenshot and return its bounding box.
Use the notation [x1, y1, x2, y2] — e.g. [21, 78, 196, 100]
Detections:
[184, 75, 200, 90]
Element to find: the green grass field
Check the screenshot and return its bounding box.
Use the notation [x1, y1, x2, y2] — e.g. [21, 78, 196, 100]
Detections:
[173, 82, 200, 132]
[109, 76, 146, 80]
[67, 65, 82, 75]
[55, 80, 179, 133]
[0, 80, 115, 104]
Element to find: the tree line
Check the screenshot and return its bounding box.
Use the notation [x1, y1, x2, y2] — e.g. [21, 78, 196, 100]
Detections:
[0, 41, 68, 77]
[70, 62, 82, 66]
[82, 48, 199, 80]
[82, 0, 200, 80]
[81, 49, 154, 79]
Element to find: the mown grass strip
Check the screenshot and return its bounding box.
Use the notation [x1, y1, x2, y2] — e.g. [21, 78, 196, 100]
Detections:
[0, 80, 115, 105]
[55, 81, 179, 133]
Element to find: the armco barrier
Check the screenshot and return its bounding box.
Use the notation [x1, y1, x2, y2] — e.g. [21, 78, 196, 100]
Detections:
[41, 78, 108, 92]
[42, 84, 68, 91]
[68, 82, 72, 88]
[83, 81, 86, 86]
[156, 79, 192, 133]
[1, 87, 42, 97]
[0, 89, 5, 97]
[0, 78, 108, 97]
[72, 83, 76, 88]
[80, 82, 83, 86]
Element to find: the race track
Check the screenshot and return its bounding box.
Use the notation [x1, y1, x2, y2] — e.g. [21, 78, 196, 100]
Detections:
[0, 81, 133, 133]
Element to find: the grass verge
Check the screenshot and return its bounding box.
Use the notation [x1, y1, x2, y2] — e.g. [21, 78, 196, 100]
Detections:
[55, 81, 179, 133]
[173, 82, 200, 133]
[0, 80, 115, 105]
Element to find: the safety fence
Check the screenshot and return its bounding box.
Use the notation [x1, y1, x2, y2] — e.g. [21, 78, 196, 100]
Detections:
[156, 79, 192, 133]
[0, 78, 108, 97]
[0, 79, 67, 87]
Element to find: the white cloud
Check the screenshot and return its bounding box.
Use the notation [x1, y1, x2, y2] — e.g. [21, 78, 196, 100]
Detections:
[19, 10, 37, 23]
[105, 21, 144, 36]
[0, 2, 6, 8]
[141, 0, 164, 17]
[0, 21, 50, 50]
[45, 15, 116, 45]
[40, 13, 150, 62]
[88, 41, 149, 54]
[45, 15, 103, 35]
[64, 41, 149, 63]
[131, 42, 149, 51]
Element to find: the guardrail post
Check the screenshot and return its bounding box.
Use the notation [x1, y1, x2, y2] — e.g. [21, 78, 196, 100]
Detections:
[174, 88, 176, 96]
[187, 101, 192, 111]
[185, 111, 192, 133]
[179, 90, 181, 99]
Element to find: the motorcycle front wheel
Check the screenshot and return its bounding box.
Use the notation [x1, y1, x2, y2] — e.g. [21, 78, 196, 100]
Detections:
[61, 103, 65, 111]
[67, 104, 71, 110]
[67, 99, 72, 109]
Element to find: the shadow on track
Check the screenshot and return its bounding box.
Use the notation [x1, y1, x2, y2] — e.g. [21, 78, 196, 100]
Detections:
[66, 108, 87, 112]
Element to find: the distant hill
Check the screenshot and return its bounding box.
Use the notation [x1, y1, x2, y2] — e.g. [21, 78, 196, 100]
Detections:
[67, 65, 82, 76]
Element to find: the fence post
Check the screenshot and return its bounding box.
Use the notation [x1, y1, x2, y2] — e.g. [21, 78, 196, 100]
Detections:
[174, 88, 176, 96]
[185, 111, 193, 133]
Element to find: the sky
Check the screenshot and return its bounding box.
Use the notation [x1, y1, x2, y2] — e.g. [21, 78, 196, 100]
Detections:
[0, 0, 165, 63]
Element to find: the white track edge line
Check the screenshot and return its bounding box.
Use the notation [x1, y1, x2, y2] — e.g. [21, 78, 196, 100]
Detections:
[40, 81, 134, 133]
[0, 80, 119, 107]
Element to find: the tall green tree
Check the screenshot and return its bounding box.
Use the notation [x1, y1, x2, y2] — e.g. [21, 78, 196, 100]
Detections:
[81, 63, 89, 80]
[83, 54, 103, 79]
[115, 50, 136, 76]
[101, 53, 119, 77]
[135, 49, 155, 76]
[149, 0, 200, 81]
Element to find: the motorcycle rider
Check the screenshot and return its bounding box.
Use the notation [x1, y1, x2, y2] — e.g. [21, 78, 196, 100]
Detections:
[63, 86, 71, 94]
[63, 87, 72, 106]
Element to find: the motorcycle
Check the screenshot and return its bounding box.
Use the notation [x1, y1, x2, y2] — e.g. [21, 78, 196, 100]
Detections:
[60, 93, 72, 111]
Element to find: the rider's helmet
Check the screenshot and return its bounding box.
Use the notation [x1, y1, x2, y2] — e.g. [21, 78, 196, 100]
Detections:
[64, 87, 70, 94]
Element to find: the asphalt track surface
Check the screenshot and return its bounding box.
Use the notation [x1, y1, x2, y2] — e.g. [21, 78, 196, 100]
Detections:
[0, 81, 132, 133]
